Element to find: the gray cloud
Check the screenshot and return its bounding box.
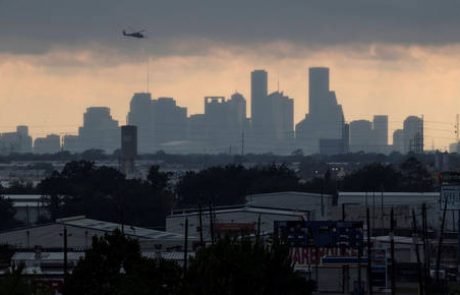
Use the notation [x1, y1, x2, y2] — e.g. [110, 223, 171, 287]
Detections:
[0, 0, 459, 57]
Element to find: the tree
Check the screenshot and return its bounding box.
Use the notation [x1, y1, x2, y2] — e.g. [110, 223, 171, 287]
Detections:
[185, 238, 313, 295]
[340, 163, 403, 192]
[147, 165, 172, 193]
[0, 264, 31, 295]
[0, 196, 20, 230]
[65, 230, 182, 295]
[399, 156, 434, 191]
[176, 164, 301, 206]
[39, 161, 174, 228]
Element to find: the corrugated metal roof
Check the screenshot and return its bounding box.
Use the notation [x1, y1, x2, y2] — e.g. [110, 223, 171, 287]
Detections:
[59, 217, 194, 240]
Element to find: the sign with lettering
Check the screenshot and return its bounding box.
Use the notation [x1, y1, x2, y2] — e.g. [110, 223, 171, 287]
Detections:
[274, 220, 364, 248]
[441, 185, 460, 210]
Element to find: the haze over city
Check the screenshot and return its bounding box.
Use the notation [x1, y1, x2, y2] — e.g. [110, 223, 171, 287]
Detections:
[2, 1, 460, 150]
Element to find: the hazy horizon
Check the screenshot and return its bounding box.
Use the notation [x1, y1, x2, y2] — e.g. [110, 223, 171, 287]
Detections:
[1, 1, 459, 150]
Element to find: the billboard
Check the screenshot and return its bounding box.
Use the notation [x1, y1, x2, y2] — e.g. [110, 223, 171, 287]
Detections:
[441, 185, 460, 210]
[274, 220, 364, 248]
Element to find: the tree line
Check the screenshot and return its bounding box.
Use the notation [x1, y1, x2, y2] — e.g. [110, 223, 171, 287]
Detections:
[0, 231, 314, 295]
[0, 156, 435, 231]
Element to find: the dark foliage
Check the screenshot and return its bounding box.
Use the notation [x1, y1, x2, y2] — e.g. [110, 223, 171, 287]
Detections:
[38, 160, 174, 227]
[65, 230, 182, 295]
[0, 197, 21, 230]
[186, 238, 313, 295]
[176, 164, 301, 206]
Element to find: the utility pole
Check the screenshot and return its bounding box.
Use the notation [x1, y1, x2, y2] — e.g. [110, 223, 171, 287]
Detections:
[183, 217, 189, 275]
[209, 203, 215, 245]
[422, 203, 431, 294]
[241, 131, 245, 156]
[60, 226, 71, 294]
[198, 203, 204, 247]
[435, 199, 448, 284]
[257, 214, 261, 240]
[390, 207, 396, 295]
[366, 208, 373, 295]
[412, 209, 424, 295]
[63, 226, 68, 277]
[456, 114, 459, 143]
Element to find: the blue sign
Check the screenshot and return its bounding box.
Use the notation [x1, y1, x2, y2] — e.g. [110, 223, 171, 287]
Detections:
[274, 220, 364, 248]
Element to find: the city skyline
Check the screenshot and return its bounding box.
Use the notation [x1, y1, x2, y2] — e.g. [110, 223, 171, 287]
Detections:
[2, 1, 460, 150]
[0, 65, 442, 149]
[0, 68, 429, 156]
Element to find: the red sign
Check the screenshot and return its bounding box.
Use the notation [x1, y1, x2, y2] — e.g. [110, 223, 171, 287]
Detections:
[290, 247, 360, 265]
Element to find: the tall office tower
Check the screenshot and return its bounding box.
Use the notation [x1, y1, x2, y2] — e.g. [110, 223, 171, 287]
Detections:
[78, 107, 119, 153]
[251, 70, 268, 127]
[227, 92, 249, 152]
[34, 134, 61, 154]
[309, 67, 330, 116]
[127, 93, 154, 153]
[228, 92, 247, 127]
[403, 116, 424, 153]
[392, 129, 404, 153]
[373, 115, 389, 153]
[267, 91, 294, 153]
[296, 67, 345, 154]
[250, 70, 275, 152]
[120, 125, 137, 176]
[349, 120, 373, 152]
[204, 96, 228, 152]
[152, 97, 187, 149]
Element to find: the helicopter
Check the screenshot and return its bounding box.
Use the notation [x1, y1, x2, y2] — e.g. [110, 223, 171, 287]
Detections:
[122, 29, 145, 39]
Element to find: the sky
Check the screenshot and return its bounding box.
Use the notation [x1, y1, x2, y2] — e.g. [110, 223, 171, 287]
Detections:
[1, 0, 460, 149]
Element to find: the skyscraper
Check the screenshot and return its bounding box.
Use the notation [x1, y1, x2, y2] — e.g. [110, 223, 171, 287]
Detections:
[309, 67, 330, 116]
[152, 97, 187, 149]
[393, 129, 404, 153]
[403, 116, 424, 153]
[78, 107, 119, 153]
[127, 93, 154, 153]
[296, 67, 345, 154]
[251, 70, 268, 128]
[349, 120, 373, 153]
[373, 115, 388, 153]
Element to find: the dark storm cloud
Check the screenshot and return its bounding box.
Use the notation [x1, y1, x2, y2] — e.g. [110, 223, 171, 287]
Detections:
[0, 0, 459, 56]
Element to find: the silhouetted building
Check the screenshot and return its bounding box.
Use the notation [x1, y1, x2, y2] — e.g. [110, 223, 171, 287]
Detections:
[349, 120, 373, 152]
[0, 126, 33, 154]
[127, 93, 154, 153]
[34, 134, 60, 154]
[296, 67, 345, 155]
[78, 107, 119, 153]
[152, 97, 187, 150]
[392, 129, 404, 153]
[62, 135, 80, 153]
[120, 125, 137, 176]
[251, 70, 268, 131]
[373, 115, 389, 153]
[266, 91, 294, 153]
[127, 93, 188, 153]
[403, 116, 424, 153]
[449, 142, 460, 153]
[188, 94, 249, 153]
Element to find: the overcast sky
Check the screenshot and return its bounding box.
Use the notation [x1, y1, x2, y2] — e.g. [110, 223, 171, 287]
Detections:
[0, 0, 459, 149]
[1, 0, 460, 54]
